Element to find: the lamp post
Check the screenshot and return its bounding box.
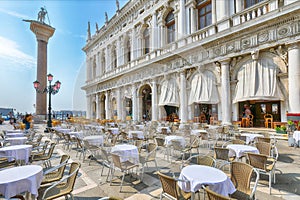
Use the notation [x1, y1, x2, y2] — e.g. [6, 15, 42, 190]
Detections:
[33, 73, 61, 131]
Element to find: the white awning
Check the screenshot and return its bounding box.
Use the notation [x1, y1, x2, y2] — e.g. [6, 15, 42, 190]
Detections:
[188, 71, 219, 105]
[159, 78, 179, 107]
[233, 58, 284, 103]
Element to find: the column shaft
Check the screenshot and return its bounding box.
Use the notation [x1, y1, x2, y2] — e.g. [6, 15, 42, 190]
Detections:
[221, 60, 232, 125]
[288, 43, 300, 112]
[151, 81, 158, 121]
[180, 71, 188, 123]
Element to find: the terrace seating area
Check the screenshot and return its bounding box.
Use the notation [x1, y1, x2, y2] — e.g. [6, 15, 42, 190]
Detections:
[0, 119, 300, 199]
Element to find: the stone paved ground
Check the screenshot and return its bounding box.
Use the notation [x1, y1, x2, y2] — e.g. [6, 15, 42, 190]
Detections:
[1, 122, 300, 200]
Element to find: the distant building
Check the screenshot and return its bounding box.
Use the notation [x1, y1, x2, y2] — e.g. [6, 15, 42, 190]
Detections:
[83, 0, 300, 127]
[0, 108, 14, 118]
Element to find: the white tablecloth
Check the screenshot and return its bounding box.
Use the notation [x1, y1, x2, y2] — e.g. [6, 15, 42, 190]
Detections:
[128, 131, 144, 139]
[108, 128, 119, 135]
[227, 144, 259, 158]
[68, 131, 84, 139]
[111, 144, 139, 164]
[0, 165, 43, 199]
[191, 129, 207, 136]
[164, 135, 186, 147]
[241, 133, 264, 144]
[135, 124, 145, 130]
[5, 130, 23, 133]
[83, 135, 104, 146]
[293, 131, 300, 143]
[157, 127, 171, 133]
[178, 165, 236, 196]
[5, 133, 25, 137]
[5, 137, 27, 145]
[0, 145, 32, 164]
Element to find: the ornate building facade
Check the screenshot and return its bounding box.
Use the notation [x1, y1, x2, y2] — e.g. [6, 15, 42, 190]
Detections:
[82, 0, 300, 127]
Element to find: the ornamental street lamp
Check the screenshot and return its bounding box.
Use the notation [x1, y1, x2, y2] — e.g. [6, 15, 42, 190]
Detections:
[33, 73, 61, 130]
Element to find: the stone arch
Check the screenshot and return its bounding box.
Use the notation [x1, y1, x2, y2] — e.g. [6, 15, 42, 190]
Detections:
[138, 84, 152, 121]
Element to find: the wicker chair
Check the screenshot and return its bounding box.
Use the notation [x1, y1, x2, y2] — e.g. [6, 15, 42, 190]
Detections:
[256, 137, 271, 143]
[222, 139, 245, 148]
[41, 162, 81, 200]
[157, 171, 191, 200]
[203, 186, 236, 200]
[41, 154, 70, 185]
[229, 162, 259, 200]
[139, 143, 158, 180]
[31, 142, 56, 168]
[255, 142, 272, 156]
[0, 155, 18, 169]
[155, 137, 168, 160]
[100, 148, 114, 182]
[181, 154, 216, 169]
[110, 153, 139, 192]
[170, 140, 191, 163]
[82, 140, 101, 165]
[214, 147, 235, 169]
[247, 152, 276, 194]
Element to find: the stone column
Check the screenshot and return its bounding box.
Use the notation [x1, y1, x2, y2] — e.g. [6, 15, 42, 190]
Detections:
[220, 60, 232, 125]
[105, 91, 110, 119]
[132, 84, 138, 121]
[131, 28, 136, 60]
[117, 88, 122, 120]
[151, 80, 158, 121]
[235, 0, 243, 13]
[212, 0, 217, 24]
[288, 42, 300, 113]
[96, 93, 99, 119]
[217, 0, 229, 21]
[179, 70, 188, 123]
[151, 11, 157, 50]
[189, 3, 196, 33]
[86, 95, 91, 119]
[27, 21, 55, 116]
[178, 0, 186, 38]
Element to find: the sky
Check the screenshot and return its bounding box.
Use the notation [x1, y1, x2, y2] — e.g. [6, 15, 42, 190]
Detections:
[0, 0, 127, 114]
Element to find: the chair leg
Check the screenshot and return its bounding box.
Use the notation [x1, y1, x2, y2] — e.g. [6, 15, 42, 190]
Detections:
[120, 172, 125, 192]
[269, 173, 272, 194]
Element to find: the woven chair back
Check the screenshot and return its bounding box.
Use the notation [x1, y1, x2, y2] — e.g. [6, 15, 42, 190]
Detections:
[157, 171, 179, 199]
[255, 142, 271, 156]
[230, 161, 253, 195]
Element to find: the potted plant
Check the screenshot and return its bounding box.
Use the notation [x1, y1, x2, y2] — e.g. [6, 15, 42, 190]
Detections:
[287, 120, 296, 132]
[275, 125, 287, 134]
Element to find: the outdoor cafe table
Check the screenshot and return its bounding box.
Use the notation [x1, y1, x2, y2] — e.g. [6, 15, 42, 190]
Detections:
[240, 133, 264, 144]
[5, 130, 23, 133]
[157, 126, 171, 134]
[178, 165, 236, 199]
[83, 135, 104, 146]
[135, 124, 145, 130]
[0, 165, 43, 199]
[191, 129, 207, 136]
[0, 145, 32, 164]
[108, 128, 119, 135]
[227, 144, 259, 159]
[128, 130, 145, 139]
[111, 144, 139, 164]
[164, 135, 186, 147]
[5, 132, 25, 137]
[5, 137, 27, 145]
[68, 131, 84, 139]
[293, 131, 300, 145]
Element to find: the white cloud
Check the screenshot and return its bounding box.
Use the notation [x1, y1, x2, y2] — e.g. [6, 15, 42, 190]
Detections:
[0, 8, 31, 19]
[0, 36, 36, 70]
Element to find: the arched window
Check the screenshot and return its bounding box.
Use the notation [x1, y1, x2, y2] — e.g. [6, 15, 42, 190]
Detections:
[197, 0, 212, 30]
[165, 11, 175, 44]
[143, 28, 150, 55]
[244, 0, 264, 8]
[126, 40, 131, 63]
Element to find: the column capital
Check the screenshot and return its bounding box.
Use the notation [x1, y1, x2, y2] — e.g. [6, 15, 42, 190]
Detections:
[28, 21, 55, 42]
[286, 41, 300, 51]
